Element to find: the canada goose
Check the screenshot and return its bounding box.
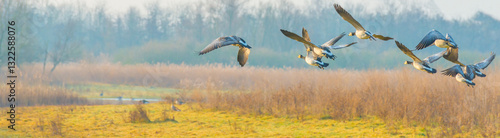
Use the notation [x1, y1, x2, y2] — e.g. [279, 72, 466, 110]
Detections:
[414, 29, 457, 50]
[171, 104, 181, 111]
[395, 41, 446, 74]
[442, 65, 476, 87]
[334, 4, 393, 41]
[301, 28, 357, 60]
[199, 36, 251, 67]
[298, 50, 329, 69]
[280, 29, 329, 69]
[468, 52, 495, 77]
[281, 29, 356, 60]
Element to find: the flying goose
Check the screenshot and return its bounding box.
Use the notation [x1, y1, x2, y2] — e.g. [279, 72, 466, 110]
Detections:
[301, 28, 357, 60]
[334, 4, 393, 41]
[298, 50, 329, 69]
[280, 29, 329, 69]
[199, 36, 251, 67]
[395, 41, 446, 74]
[414, 29, 457, 50]
[281, 29, 356, 60]
[442, 65, 476, 87]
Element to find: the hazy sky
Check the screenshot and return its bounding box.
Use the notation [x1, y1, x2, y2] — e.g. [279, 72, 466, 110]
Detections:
[46, 0, 500, 21]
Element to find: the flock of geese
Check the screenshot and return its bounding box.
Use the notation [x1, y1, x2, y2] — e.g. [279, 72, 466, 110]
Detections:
[198, 4, 495, 87]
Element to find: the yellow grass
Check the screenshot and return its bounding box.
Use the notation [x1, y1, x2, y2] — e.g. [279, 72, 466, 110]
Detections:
[0, 103, 437, 137]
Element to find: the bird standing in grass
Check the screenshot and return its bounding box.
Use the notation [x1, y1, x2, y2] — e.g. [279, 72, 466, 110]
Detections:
[334, 4, 393, 41]
[199, 36, 251, 67]
[171, 104, 181, 111]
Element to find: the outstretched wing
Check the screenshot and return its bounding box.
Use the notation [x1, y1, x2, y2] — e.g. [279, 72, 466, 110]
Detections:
[302, 28, 311, 42]
[441, 65, 464, 77]
[237, 47, 250, 67]
[474, 52, 496, 70]
[302, 27, 312, 50]
[281, 29, 320, 49]
[328, 42, 357, 50]
[395, 41, 422, 63]
[334, 4, 365, 31]
[373, 34, 393, 41]
[422, 50, 447, 65]
[321, 32, 345, 47]
[443, 47, 465, 66]
[199, 36, 239, 55]
[415, 30, 446, 50]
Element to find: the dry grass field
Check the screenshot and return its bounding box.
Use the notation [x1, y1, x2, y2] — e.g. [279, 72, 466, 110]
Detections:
[1, 62, 499, 137]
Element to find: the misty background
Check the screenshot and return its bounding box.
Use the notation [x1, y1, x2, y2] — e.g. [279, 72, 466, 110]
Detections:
[1, 0, 499, 72]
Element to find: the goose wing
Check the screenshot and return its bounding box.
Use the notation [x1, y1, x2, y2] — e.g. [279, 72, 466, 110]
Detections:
[415, 30, 446, 50]
[373, 34, 393, 41]
[281, 29, 320, 49]
[441, 65, 465, 77]
[474, 52, 496, 70]
[422, 49, 447, 65]
[395, 41, 422, 63]
[199, 36, 239, 55]
[321, 32, 345, 47]
[302, 28, 313, 50]
[443, 47, 465, 66]
[328, 42, 357, 50]
[237, 47, 250, 67]
[334, 4, 365, 31]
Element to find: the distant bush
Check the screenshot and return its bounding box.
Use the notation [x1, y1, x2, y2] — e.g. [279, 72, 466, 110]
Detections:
[126, 103, 151, 123]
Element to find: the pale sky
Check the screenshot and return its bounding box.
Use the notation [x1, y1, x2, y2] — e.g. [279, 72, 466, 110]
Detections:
[44, 0, 500, 21]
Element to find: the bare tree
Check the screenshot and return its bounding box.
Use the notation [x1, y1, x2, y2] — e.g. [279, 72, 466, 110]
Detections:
[49, 19, 82, 73]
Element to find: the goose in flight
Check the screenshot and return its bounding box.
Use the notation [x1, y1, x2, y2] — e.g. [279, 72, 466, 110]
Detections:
[334, 4, 393, 41]
[414, 29, 457, 50]
[442, 65, 476, 87]
[301, 28, 357, 60]
[280, 29, 329, 69]
[395, 41, 446, 74]
[199, 36, 251, 67]
[281, 29, 356, 60]
[297, 50, 329, 69]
